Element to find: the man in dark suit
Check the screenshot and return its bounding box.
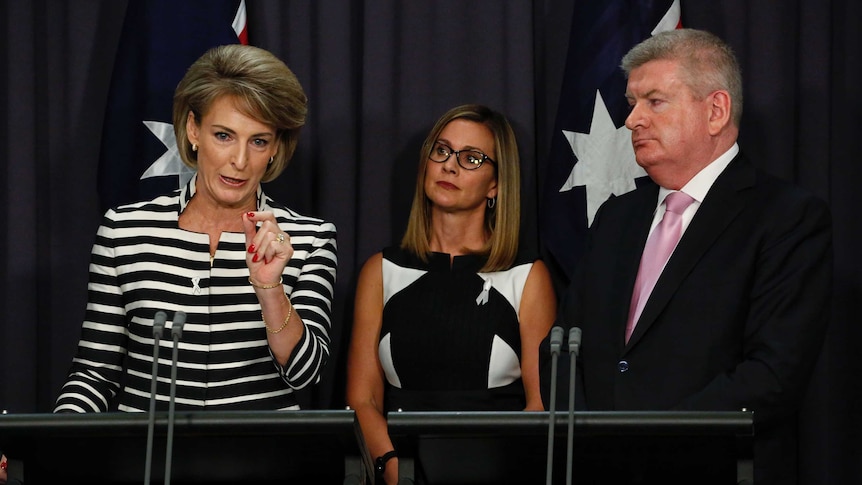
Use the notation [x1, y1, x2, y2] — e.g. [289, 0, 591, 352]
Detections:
[543, 29, 832, 484]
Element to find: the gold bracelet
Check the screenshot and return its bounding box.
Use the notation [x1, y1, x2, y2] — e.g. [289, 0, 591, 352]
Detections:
[249, 276, 283, 289]
[263, 299, 293, 334]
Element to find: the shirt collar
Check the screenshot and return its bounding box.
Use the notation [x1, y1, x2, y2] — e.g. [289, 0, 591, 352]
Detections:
[657, 142, 739, 206]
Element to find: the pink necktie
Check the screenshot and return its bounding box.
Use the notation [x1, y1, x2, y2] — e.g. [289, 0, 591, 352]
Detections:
[625, 191, 695, 343]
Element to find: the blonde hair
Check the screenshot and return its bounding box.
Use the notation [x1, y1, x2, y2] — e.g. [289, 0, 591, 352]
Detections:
[173, 44, 308, 181]
[621, 28, 743, 126]
[401, 104, 521, 272]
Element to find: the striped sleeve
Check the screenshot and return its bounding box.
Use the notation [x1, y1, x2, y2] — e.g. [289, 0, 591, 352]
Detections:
[55, 210, 127, 412]
[272, 215, 337, 389]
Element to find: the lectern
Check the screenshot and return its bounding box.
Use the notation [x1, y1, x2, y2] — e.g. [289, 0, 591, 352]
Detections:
[0, 410, 372, 484]
[388, 410, 754, 484]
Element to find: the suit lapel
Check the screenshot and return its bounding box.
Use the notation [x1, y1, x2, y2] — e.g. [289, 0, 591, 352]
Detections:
[625, 154, 756, 350]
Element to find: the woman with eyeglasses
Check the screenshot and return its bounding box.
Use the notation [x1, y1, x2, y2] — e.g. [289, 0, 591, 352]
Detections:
[346, 104, 557, 484]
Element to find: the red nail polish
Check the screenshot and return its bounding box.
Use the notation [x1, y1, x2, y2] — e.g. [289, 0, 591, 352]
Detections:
[252, 253, 260, 263]
[247, 212, 255, 218]
[248, 244, 256, 253]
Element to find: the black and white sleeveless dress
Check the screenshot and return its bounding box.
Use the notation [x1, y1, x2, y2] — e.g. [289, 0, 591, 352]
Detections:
[378, 246, 534, 412]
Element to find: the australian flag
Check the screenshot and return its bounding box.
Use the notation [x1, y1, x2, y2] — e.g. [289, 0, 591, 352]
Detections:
[539, 0, 681, 285]
[97, 0, 248, 212]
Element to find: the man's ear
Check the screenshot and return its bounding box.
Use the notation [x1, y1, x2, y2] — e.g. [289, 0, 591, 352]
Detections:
[707, 90, 732, 135]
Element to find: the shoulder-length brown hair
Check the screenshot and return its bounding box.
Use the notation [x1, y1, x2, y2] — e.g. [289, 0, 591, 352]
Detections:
[401, 104, 521, 272]
[172, 44, 308, 182]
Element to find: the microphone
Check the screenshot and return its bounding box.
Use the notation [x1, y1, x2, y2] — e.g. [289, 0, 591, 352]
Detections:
[144, 311, 167, 485]
[163, 311, 186, 485]
[565, 327, 582, 485]
[546, 326, 565, 485]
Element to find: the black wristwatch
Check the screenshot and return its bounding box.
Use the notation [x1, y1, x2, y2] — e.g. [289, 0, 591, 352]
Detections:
[374, 450, 397, 477]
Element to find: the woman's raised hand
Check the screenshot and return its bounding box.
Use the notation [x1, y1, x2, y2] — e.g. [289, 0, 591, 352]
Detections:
[243, 211, 293, 288]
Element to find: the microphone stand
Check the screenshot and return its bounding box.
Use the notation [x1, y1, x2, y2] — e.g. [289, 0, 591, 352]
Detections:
[163, 311, 186, 485]
[144, 311, 167, 485]
[546, 326, 564, 485]
[565, 327, 582, 485]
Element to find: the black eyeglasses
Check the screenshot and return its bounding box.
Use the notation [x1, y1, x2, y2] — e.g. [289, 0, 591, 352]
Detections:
[428, 141, 495, 170]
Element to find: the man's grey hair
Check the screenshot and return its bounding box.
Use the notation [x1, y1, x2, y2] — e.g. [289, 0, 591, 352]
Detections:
[621, 28, 743, 126]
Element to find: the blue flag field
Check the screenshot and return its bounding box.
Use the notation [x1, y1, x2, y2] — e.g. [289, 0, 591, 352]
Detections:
[540, 0, 681, 284]
[97, 0, 247, 212]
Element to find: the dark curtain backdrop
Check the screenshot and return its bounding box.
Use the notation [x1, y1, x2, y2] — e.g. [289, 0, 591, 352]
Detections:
[1, 1, 858, 483]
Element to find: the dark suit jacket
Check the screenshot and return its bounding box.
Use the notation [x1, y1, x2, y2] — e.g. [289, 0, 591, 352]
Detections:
[544, 152, 833, 484]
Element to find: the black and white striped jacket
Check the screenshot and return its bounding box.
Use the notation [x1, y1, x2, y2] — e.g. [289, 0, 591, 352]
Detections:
[55, 176, 337, 412]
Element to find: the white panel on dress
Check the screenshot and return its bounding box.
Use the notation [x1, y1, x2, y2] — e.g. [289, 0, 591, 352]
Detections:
[477, 262, 533, 315]
[488, 334, 521, 388]
[382, 258, 427, 306]
[378, 332, 402, 388]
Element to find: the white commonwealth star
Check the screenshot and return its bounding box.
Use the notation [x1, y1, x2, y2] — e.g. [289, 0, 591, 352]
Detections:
[560, 90, 646, 226]
[141, 120, 195, 187]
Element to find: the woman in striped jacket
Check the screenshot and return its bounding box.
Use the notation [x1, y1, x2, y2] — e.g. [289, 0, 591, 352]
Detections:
[55, 44, 337, 412]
